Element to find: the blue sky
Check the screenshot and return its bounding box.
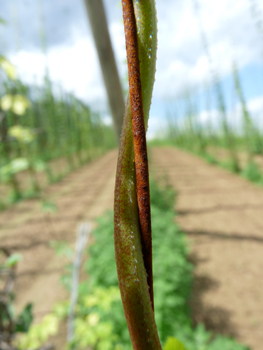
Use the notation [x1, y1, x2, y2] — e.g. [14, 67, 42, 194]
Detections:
[1, 0, 263, 137]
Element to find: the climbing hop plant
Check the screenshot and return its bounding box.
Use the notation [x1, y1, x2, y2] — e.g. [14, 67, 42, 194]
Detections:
[114, 0, 161, 349]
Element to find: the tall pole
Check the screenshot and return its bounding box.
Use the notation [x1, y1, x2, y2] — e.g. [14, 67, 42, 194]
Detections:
[83, 0, 125, 143]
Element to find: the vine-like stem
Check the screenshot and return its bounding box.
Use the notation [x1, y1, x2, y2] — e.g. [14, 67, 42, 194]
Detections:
[122, 0, 153, 308]
[114, 0, 161, 349]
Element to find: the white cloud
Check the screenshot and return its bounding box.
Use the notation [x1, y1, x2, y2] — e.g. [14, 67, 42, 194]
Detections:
[154, 0, 263, 99]
[192, 93, 263, 132]
[247, 95, 263, 115]
[9, 0, 263, 101]
[109, 20, 127, 78]
[10, 36, 106, 104]
[6, 0, 263, 137]
[147, 114, 164, 140]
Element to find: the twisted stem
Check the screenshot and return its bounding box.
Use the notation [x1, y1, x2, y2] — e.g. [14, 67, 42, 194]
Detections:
[114, 0, 161, 349]
[122, 0, 153, 308]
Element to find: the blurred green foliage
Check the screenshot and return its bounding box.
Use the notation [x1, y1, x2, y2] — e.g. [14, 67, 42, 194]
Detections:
[17, 314, 59, 350]
[15, 180, 250, 349]
[154, 65, 263, 185]
[164, 337, 188, 350]
[72, 180, 249, 350]
[242, 161, 263, 184]
[0, 56, 116, 209]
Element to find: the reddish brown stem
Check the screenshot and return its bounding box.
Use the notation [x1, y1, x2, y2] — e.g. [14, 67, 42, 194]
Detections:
[122, 0, 153, 308]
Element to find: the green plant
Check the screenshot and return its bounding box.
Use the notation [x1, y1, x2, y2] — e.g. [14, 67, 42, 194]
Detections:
[81, 180, 249, 350]
[68, 286, 125, 350]
[242, 161, 263, 184]
[16, 313, 59, 350]
[203, 153, 218, 165]
[114, 1, 161, 348]
[164, 337, 187, 350]
[0, 59, 116, 210]
[112, 2, 251, 348]
[31, 180, 249, 350]
[0, 250, 34, 348]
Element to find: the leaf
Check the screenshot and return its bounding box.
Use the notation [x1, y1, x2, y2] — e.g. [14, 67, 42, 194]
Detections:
[12, 95, 30, 115]
[0, 94, 30, 115]
[49, 240, 73, 258]
[33, 159, 47, 172]
[41, 314, 59, 335]
[17, 313, 59, 349]
[87, 312, 100, 326]
[8, 125, 35, 143]
[0, 94, 13, 110]
[10, 158, 30, 173]
[4, 253, 23, 267]
[42, 201, 57, 213]
[164, 337, 188, 350]
[0, 18, 7, 25]
[0, 158, 30, 182]
[15, 303, 33, 333]
[0, 56, 16, 79]
[53, 301, 69, 320]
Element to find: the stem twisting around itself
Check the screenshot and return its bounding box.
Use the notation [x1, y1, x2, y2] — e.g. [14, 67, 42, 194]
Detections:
[114, 0, 161, 349]
[122, 0, 153, 308]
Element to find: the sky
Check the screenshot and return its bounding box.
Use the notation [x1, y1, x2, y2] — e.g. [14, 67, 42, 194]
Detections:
[1, 0, 263, 137]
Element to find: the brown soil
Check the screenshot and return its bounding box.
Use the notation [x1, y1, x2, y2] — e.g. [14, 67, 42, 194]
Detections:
[0, 149, 118, 345]
[150, 147, 263, 350]
[1, 147, 262, 349]
[0, 148, 105, 207]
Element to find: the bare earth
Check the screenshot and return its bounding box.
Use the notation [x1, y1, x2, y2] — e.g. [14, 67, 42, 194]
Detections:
[0, 149, 117, 320]
[151, 147, 263, 350]
[1, 147, 262, 349]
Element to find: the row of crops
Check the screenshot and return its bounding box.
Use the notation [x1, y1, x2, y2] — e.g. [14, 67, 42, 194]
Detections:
[156, 0, 263, 184]
[9, 181, 248, 350]
[163, 63, 263, 184]
[0, 57, 116, 209]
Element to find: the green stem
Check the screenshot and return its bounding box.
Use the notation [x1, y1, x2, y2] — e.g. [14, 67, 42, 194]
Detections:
[114, 1, 161, 349]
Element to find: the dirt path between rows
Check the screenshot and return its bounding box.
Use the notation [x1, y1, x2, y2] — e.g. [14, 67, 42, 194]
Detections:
[0, 149, 118, 322]
[1, 147, 262, 349]
[151, 147, 263, 350]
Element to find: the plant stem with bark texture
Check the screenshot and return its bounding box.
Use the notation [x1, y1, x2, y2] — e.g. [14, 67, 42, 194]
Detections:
[114, 0, 161, 349]
[122, 0, 153, 309]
